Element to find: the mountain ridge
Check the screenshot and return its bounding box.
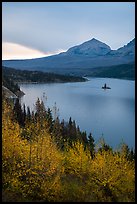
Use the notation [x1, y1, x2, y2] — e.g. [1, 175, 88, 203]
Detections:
[2, 38, 135, 76]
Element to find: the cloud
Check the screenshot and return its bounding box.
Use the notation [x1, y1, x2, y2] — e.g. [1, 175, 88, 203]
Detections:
[2, 42, 65, 60]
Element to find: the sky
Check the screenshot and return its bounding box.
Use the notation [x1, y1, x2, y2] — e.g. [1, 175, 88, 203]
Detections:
[2, 2, 135, 60]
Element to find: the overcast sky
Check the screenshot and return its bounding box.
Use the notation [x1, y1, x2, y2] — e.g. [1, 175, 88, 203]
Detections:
[2, 2, 135, 60]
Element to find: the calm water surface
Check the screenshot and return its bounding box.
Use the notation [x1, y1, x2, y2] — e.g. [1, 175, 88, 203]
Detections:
[20, 78, 135, 149]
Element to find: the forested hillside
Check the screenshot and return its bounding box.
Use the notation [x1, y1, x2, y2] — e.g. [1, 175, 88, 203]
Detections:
[2, 96, 135, 202]
[85, 63, 135, 80]
[2, 66, 86, 83]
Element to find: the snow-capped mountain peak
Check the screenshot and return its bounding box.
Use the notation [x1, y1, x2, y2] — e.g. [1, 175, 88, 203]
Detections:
[65, 38, 111, 57]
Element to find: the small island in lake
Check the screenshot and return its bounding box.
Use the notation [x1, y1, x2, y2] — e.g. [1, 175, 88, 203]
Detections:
[102, 83, 111, 89]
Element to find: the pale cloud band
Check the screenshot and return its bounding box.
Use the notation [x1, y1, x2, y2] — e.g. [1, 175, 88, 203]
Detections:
[2, 42, 66, 60]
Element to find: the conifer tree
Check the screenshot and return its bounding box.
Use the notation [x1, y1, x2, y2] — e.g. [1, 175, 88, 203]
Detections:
[22, 103, 26, 126]
[46, 107, 53, 133]
[26, 106, 31, 122]
[88, 133, 95, 157]
[120, 143, 133, 161]
[81, 131, 88, 145]
[52, 117, 64, 148]
[13, 98, 24, 126]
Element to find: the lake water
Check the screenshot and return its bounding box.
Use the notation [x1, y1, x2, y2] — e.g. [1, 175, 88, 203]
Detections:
[20, 78, 135, 149]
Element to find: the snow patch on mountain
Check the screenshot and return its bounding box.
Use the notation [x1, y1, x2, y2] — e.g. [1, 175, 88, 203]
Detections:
[64, 38, 111, 57]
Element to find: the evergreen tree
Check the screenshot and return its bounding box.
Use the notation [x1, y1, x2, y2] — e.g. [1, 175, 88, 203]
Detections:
[76, 125, 81, 140]
[26, 106, 31, 122]
[52, 117, 61, 137]
[72, 120, 77, 138]
[81, 131, 88, 149]
[67, 117, 76, 144]
[52, 117, 64, 148]
[68, 117, 72, 127]
[35, 98, 46, 122]
[88, 133, 95, 157]
[60, 119, 66, 138]
[13, 98, 24, 126]
[97, 138, 112, 153]
[46, 107, 53, 133]
[22, 103, 26, 126]
[128, 148, 135, 161]
[120, 143, 134, 161]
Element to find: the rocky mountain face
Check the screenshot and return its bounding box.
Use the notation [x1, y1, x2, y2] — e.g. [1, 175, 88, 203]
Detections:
[2, 38, 135, 76]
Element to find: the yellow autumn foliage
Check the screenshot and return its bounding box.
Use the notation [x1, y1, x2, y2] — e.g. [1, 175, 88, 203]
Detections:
[88, 151, 135, 202]
[2, 100, 63, 201]
[59, 142, 135, 202]
[63, 141, 92, 176]
[2, 99, 135, 202]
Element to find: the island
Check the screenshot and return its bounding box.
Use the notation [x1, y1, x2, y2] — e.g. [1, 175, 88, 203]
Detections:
[102, 83, 111, 89]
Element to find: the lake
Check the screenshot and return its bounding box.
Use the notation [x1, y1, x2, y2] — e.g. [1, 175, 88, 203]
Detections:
[20, 77, 135, 149]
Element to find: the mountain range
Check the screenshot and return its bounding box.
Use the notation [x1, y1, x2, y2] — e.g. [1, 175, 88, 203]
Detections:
[2, 38, 135, 77]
